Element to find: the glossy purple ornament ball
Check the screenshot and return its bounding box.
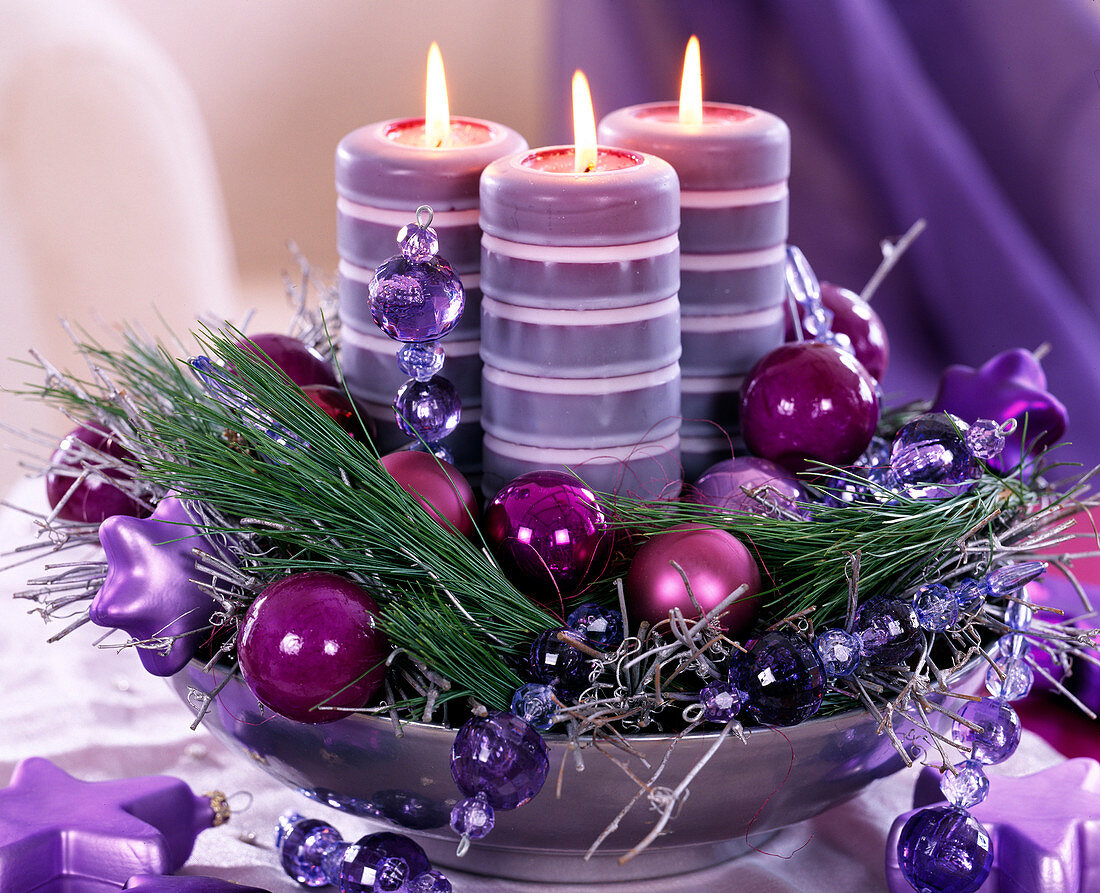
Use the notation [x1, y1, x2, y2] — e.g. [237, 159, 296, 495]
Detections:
[896, 805, 993, 893]
[686, 457, 806, 518]
[625, 523, 762, 636]
[237, 572, 389, 723]
[381, 450, 478, 538]
[820, 282, 889, 382]
[740, 342, 879, 473]
[236, 333, 338, 388]
[46, 425, 148, 524]
[450, 711, 549, 811]
[301, 385, 375, 441]
[484, 471, 612, 604]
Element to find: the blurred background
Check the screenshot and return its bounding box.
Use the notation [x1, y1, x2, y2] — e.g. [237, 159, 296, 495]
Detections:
[1, 0, 1098, 488]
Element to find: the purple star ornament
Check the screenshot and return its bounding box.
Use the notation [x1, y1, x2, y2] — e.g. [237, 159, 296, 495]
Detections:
[92, 496, 232, 676]
[931, 349, 1068, 472]
[886, 758, 1100, 892]
[0, 757, 217, 890]
[125, 875, 269, 891]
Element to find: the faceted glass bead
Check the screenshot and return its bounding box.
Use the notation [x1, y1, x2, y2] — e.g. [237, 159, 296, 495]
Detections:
[854, 596, 923, 666]
[394, 377, 461, 442]
[275, 813, 345, 887]
[940, 759, 990, 809]
[398, 342, 446, 381]
[913, 583, 959, 632]
[398, 223, 440, 262]
[732, 631, 825, 726]
[527, 628, 590, 692]
[339, 833, 430, 893]
[510, 682, 558, 731]
[985, 657, 1034, 701]
[992, 632, 1030, 661]
[951, 697, 1022, 765]
[857, 435, 892, 468]
[897, 806, 994, 893]
[565, 602, 625, 651]
[987, 561, 1046, 596]
[408, 870, 453, 893]
[369, 255, 464, 343]
[953, 577, 993, 613]
[450, 711, 550, 810]
[409, 440, 455, 465]
[965, 418, 1005, 461]
[890, 413, 979, 498]
[450, 792, 495, 840]
[699, 681, 742, 722]
[813, 628, 863, 677]
[803, 306, 834, 338]
[1004, 595, 1034, 632]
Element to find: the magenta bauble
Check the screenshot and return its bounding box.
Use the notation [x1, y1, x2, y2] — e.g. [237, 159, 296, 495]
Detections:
[45, 425, 149, 524]
[484, 470, 612, 606]
[380, 450, 479, 538]
[686, 457, 807, 518]
[237, 571, 388, 723]
[236, 333, 338, 388]
[740, 342, 879, 473]
[625, 523, 762, 635]
[785, 284, 890, 382]
[301, 384, 376, 441]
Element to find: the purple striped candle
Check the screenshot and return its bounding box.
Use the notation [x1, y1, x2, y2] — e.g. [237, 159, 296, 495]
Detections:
[599, 99, 790, 479]
[335, 114, 526, 473]
[479, 145, 682, 499]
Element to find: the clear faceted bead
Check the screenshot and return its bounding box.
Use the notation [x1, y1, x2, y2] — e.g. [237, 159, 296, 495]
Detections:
[398, 223, 440, 262]
[369, 255, 464, 343]
[699, 681, 742, 722]
[913, 583, 960, 632]
[275, 813, 345, 886]
[397, 342, 446, 381]
[1005, 595, 1034, 631]
[951, 697, 1022, 765]
[394, 376, 461, 442]
[803, 306, 834, 337]
[897, 806, 994, 893]
[965, 419, 1006, 461]
[992, 632, 1030, 661]
[409, 440, 454, 465]
[857, 436, 893, 469]
[408, 870, 453, 893]
[954, 577, 993, 613]
[510, 682, 558, 731]
[940, 759, 990, 809]
[813, 628, 863, 677]
[986, 657, 1034, 701]
[450, 792, 496, 841]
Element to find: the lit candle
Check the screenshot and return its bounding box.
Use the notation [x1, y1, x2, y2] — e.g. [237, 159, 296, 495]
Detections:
[335, 43, 527, 472]
[479, 71, 682, 499]
[598, 36, 790, 478]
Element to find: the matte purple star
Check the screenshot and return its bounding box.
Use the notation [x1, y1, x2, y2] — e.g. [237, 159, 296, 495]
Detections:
[125, 874, 270, 891]
[91, 496, 229, 676]
[931, 349, 1068, 472]
[886, 758, 1100, 891]
[0, 757, 215, 891]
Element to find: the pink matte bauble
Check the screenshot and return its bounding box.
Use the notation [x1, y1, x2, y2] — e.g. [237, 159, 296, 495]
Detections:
[237, 571, 388, 723]
[236, 333, 338, 388]
[783, 283, 889, 382]
[380, 450, 478, 538]
[686, 457, 806, 518]
[625, 523, 762, 635]
[740, 341, 879, 473]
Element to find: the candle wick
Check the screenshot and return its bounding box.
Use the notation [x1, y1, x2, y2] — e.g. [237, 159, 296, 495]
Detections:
[584, 162, 596, 173]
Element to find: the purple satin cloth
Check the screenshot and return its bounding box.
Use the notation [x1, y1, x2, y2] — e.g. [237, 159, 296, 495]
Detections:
[553, 0, 1100, 468]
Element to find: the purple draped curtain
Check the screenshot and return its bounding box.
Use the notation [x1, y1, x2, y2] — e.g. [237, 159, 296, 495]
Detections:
[552, 0, 1100, 467]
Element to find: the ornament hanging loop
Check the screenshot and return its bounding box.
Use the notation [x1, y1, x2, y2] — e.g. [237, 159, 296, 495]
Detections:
[416, 204, 434, 228]
[204, 790, 232, 826]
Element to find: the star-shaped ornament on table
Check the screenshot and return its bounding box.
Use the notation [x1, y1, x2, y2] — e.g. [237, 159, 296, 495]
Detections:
[886, 758, 1100, 892]
[0, 757, 219, 892]
[91, 496, 232, 676]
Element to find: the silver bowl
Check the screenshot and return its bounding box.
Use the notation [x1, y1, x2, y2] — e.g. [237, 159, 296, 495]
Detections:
[171, 663, 974, 883]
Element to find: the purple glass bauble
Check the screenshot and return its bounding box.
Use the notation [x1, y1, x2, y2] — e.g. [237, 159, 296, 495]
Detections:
[275, 813, 344, 886]
[686, 457, 807, 518]
[854, 595, 923, 666]
[931, 349, 1068, 473]
[732, 631, 825, 726]
[786, 282, 889, 381]
[340, 833, 430, 893]
[527, 628, 591, 692]
[450, 792, 495, 840]
[625, 523, 762, 636]
[236, 333, 338, 388]
[409, 870, 453, 893]
[369, 254, 464, 343]
[484, 471, 612, 604]
[951, 697, 1022, 766]
[450, 712, 550, 811]
[237, 572, 389, 723]
[740, 342, 879, 473]
[565, 602, 624, 650]
[302, 385, 375, 441]
[897, 805, 994, 893]
[891, 413, 979, 498]
[394, 376, 461, 442]
[46, 425, 148, 523]
[380, 450, 478, 539]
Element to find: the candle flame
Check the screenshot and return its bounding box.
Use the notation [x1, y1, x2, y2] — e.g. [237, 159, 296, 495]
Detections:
[425, 42, 450, 148]
[679, 35, 703, 126]
[572, 70, 598, 173]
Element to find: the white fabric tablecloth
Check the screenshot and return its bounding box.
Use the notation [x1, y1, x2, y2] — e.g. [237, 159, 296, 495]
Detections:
[0, 481, 1062, 892]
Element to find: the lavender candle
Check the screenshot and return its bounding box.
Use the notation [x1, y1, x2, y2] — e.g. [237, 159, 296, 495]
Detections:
[335, 45, 526, 473]
[479, 74, 682, 499]
[598, 37, 790, 478]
